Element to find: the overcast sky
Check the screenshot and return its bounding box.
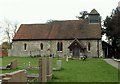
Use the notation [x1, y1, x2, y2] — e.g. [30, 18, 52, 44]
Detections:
[0, 0, 119, 44]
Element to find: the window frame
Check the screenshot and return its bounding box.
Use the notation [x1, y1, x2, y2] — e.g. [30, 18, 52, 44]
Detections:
[57, 42, 63, 52]
[88, 42, 91, 52]
[24, 43, 27, 51]
[40, 43, 43, 50]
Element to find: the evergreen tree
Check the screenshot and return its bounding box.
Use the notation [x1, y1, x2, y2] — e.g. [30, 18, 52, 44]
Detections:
[104, 8, 120, 58]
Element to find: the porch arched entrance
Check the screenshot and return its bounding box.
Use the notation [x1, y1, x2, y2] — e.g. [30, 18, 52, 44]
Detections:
[68, 39, 86, 58]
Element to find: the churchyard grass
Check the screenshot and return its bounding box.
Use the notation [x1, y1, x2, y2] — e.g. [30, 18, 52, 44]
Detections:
[1, 57, 39, 74]
[50, 58, 119, 82]
[1, 57, 119, 82]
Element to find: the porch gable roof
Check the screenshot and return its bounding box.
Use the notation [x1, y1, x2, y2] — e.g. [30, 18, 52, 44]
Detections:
[68, 39, 86, 49]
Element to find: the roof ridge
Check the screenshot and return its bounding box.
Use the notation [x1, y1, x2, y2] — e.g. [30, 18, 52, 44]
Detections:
[21, 24, 47, 25]
[21, 20, 83, 25]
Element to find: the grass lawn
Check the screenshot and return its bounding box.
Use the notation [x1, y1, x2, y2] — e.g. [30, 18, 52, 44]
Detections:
[51, 58, 119, 82]
[1, 57, 39, 74]
[1, 57, 119, 82]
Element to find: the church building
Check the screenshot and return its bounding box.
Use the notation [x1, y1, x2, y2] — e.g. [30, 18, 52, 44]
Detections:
[10, 9, 103, 58]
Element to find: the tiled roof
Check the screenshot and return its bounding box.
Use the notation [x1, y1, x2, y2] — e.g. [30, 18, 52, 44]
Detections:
[89, 9, 99, 15]
[13, 20, 101, 41]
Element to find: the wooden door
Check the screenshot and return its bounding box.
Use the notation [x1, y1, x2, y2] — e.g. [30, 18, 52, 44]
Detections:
[73, 46, 80, 57]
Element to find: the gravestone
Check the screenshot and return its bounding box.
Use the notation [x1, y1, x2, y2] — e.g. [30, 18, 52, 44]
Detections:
[11, 59, 17, 69]
[39, 57, 47, 82]
[46, 57, 52, 80]
[65, 56, 69, 62]
[56, 60, 62, 70]
[2, 70, 27, 83]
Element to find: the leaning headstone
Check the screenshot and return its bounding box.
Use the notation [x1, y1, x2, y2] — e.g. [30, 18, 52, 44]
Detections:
[11, 59, 17, 69]
[46, 57, 52, 80]
[39, 57, 47, 82]
[56, 60, 62, 70]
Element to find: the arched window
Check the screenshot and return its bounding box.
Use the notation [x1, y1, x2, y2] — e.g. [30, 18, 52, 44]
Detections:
[57, 42, 63, 51]
[24, 43, 27, 50]
[88, 42, 91, 51]
[57, 42, 60, 51]
[60, 42, 63, 51]
[40, 43, 43, 50]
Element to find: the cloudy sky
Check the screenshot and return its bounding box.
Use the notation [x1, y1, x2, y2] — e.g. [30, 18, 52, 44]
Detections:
[0, 0, 119, 44]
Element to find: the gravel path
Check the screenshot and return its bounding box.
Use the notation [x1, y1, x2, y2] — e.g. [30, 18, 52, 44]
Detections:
[103, 59, 120, 70]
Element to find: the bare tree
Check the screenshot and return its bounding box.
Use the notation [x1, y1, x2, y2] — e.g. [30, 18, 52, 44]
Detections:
[3, 18, 18, 44]
[4, 19, 11, 43]
[11, 22, 18, 38]
[76, 11, 88, 20]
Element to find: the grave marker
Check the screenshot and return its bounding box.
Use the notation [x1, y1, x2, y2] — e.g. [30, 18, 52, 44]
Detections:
[11, 59, 17, 69]
[39, 57, 47, 82]
[56, 60, 62, 70]
[46, 57, 52, 80]
[65, 56, 69, 62]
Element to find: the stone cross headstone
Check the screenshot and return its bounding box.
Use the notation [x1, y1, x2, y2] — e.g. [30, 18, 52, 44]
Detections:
[56, 60, 62, 70]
